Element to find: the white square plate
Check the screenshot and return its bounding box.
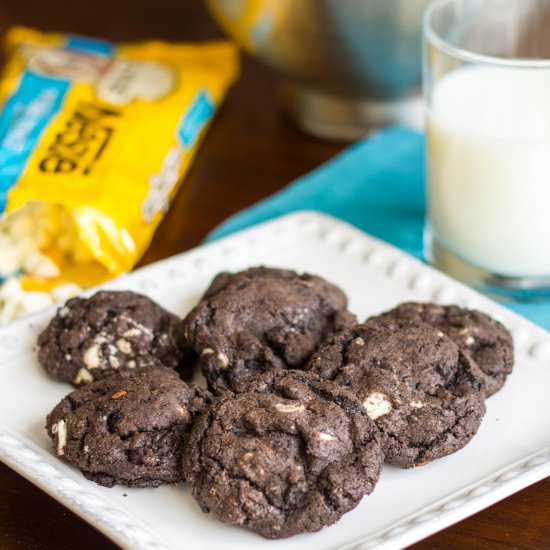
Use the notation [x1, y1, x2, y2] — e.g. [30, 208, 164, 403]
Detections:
[1, 212, 549, 550]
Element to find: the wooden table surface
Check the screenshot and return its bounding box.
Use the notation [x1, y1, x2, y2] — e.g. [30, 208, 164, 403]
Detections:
[0, 2, 548, 549]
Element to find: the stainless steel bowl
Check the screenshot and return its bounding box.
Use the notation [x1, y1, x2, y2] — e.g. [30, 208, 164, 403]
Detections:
[206, 0, 430, 139]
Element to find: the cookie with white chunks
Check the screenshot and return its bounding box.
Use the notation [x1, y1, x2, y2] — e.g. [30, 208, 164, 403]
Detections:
[181, 267, 356, 394]
[373, 302, 514, 397]
[306, 319, 487, 468]
[38, 290, 191, 386]
[46, 366, 210, 488]
[183, 370, 383, 539]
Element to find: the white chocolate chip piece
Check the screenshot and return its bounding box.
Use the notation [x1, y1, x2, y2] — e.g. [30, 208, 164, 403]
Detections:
[363, 392, 392, 419]
[127, 360, 136, 368]
[437, 331, 445, 339]
[74, 368, 94, 385]
[317, 432, 338, 442]
[119, 315, 154, 337]
[217, 352, 229, 368]
[83, 344, 102, 369]
[465, 335, 475, 346]
[175, 405, 187, 416]
[51, 419, 67, 456]
[58, 306, 70, 318]
[410, 400, 424, 409]
[122, 328, 142, 338]
[116, 339, 132, 354]
[201, 348, 214, 356]
[274, 402, 305, 414]
[353, 337, 365, 346]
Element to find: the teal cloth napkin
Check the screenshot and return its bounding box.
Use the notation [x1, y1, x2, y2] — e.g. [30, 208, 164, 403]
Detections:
[207, 127, 549, 330]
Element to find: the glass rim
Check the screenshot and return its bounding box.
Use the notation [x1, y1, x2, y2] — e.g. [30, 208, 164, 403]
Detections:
[424, 0, 550, 69]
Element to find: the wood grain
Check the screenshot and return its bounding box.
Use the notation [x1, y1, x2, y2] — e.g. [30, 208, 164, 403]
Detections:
[0, 2, 548, 549]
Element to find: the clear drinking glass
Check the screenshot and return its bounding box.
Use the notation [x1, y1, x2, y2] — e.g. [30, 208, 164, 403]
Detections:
[423, 0, 550, 300]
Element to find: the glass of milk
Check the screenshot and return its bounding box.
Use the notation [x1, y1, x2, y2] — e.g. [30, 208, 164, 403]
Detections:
[423, 0, 550, 299]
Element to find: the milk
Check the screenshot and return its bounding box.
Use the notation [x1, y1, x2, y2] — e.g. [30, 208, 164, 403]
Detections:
[427, 65, 550, 278]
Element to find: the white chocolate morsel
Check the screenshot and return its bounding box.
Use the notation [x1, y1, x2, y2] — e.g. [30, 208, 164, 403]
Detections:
[122, 328, 142, 338]
[74, 368, 94, 385]
[241, 452, 254, 461]
[437, 331, 445, 339]
[51, 419, 67, 456]
[353, 337, 365, 346]
[465, 335, 476, 346]
[410, 400, 424, 409]
[83, 344, 102, 369]
[116, 339, 133, 354]
[363, 392, 393, 419]
[316, 432, 338, 442]
[274, 402, 305, 414]
[119, 314, 154, 337]
[58, 306, 70, 318]
[127, 360, 136, 368]
[108, 355, 120, 368]
[216, 352, 229, 368]
[201, 348, 214, 356]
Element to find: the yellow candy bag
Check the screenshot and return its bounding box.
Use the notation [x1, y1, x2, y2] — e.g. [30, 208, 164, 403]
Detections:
[0, 27, 239, 299]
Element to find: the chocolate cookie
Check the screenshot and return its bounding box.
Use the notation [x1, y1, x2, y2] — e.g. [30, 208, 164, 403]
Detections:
[181, 267, 356, 394]
[373, 302, 514, 396]
[306, 320, 486, 468]
[38, 290, 191, 386]
[46, 366, 210, 488]
[183, 370, 383, 539]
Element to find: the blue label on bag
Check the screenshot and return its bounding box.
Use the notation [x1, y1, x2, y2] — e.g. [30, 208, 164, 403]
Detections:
[65, 35, 114, 57]
[0, 72, 70, 212]
[177, 89, 215, 148]
[0, 36, 115, 213]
